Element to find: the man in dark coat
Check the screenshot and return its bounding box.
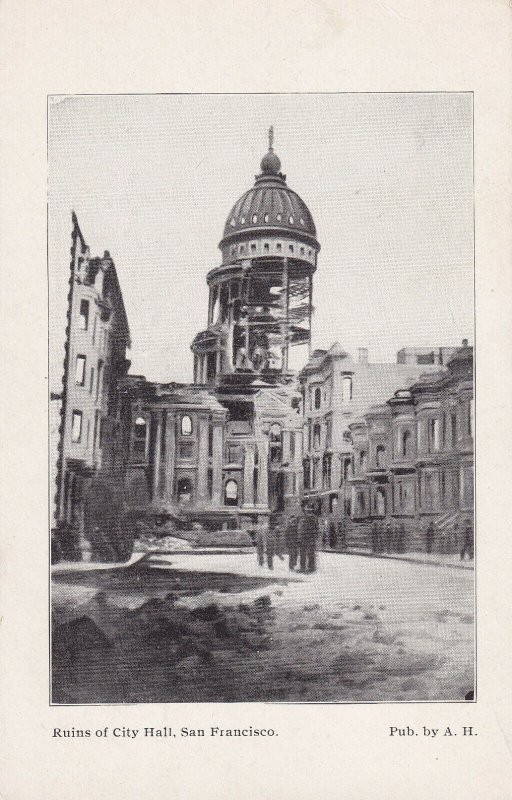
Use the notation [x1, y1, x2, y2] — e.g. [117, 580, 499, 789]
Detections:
[371, 521, 379, 554]
[460, 519, 474, 561]
[385, 521, 394, 553]
[298, 504, 320, 573]
[285, 514, 300, 571]
[397, 521, 406, 553]
[425, 520, 435, 554]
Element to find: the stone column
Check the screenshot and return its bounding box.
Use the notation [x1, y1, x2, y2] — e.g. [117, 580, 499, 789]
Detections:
[211, 418, 224, 505]
[152, 410, 163, 500]
[164, 411, 176, 503]
[243, 442, 256, 506]
[331, 450, 341, 489]
[257, 437, 269, 508]
[197, 414, 209, 504]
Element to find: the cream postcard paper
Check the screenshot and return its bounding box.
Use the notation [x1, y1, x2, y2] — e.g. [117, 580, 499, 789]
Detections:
[1, 1, 511, 798]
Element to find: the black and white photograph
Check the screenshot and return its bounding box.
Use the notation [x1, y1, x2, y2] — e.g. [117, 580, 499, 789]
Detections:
[49, 93, 474, 705]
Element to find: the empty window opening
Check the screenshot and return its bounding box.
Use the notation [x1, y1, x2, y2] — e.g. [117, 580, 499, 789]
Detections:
[376, 444, 386, 468]
[224, 479, 239, 506]
[133, 416, 147, 456]
[252, 214, 258, 223]
[313, 423, 321, 450]
[79, 299, 89, 330]
[264, 213, 269, 223]
[75, 355, 86, 385]
[181, 415, 193, 436]
[342, 375, 353, 402]
[71, 410, 83, 443]
[177, 477, 193, 504]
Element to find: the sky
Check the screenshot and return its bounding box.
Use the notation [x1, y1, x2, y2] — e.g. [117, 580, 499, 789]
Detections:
[48, 93, 473, 387]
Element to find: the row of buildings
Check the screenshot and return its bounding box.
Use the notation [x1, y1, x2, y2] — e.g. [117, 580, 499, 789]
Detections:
[51, 136, 473, 560]
[300, 340, 473, 550]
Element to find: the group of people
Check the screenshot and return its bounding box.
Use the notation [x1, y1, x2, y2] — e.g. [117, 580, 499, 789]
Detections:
[425, 518, 474, 559]
[370, 520, 406, 554]
[253, 509, 474, 565]
[254, 503, 320, 574]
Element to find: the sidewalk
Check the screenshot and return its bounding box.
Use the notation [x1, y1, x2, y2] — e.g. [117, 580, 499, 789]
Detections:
[324, 547, 474, 571]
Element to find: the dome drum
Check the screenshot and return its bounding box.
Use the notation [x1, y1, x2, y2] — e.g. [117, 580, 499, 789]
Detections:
[192, 137, 320, 386]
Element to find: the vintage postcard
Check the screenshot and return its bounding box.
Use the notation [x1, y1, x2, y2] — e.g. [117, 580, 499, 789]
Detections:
[2, 2, 511, 799]
[49, 92, 475, 706]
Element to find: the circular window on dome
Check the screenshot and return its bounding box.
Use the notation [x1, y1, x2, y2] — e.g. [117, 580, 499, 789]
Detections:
[264, 213, 269, 223]
[300, 218, 305, 226]
[276, 213, 282, 222]
[289, 215, 294, 225]
[241, 216, 246, 224]
[252, 214, 258, 224]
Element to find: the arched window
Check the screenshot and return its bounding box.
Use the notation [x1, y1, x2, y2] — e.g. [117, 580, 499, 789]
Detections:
[264, 213, 269, 223]
[376, 444, 385, 468]
[224, 479, 238, 506]
[252, 214, 258, 223]
[181, 415, 192, 436]
[314, 386, 321, 410]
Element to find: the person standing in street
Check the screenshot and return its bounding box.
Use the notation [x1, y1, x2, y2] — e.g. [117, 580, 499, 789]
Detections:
[285, 513, 300, 571]
[397, 521, 406, 553]
[460, 519, 474, 561]
[298, 502, 320, 573]
[385, 520, 394, 553]
[371, 520, 379, 554]
[425, 520, 435, 554]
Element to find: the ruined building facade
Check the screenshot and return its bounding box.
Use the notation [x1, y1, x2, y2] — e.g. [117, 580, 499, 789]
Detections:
[122, 137, 318, 530]
[51, 141, 474, 559]
[52, 214, 132, 560]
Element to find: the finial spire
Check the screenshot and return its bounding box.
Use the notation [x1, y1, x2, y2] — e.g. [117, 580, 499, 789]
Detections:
[268, 125, 274, 151]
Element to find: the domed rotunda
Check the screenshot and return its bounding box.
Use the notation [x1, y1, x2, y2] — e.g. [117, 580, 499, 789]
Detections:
[192, 130, 320, 386]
